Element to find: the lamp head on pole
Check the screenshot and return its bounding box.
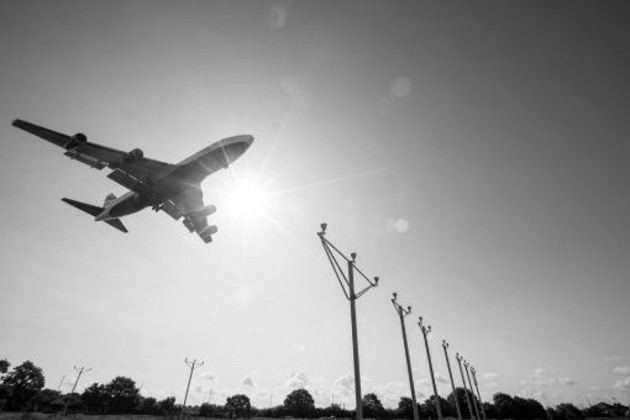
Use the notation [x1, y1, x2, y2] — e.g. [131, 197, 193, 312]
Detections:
[351, 252, 356, 261]
[392, 292, 398, 301]
[407, 306, 412, 314]
[319, 223, 327, 235]
[443, 340, 449, 349]
[374, 277, 379, 286]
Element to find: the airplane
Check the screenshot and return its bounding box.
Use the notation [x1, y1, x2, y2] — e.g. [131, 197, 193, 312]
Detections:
[12, 119, 254, 243]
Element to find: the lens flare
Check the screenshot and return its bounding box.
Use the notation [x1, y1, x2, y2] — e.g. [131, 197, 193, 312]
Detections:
[222, 177, 271, 221]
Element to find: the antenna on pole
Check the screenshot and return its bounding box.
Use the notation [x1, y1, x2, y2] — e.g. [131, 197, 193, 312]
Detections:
[182, 358, 204, 419]
[391, 293, 420, 420]
[318, 223, 380, 420]
[63, 366, 92, 416]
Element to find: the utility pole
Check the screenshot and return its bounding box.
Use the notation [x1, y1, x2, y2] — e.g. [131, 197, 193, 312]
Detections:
[318, 223, 380, 420]
[391, 293, 420, 420]
[442, 341, 463, 420]
[470, 366, 487, 420]
[456, 353, 475, 420]
[63, 366, 92, 416]
[57, 375, 65, 392]
[182, 358, 204, 418]
[464, 360, 481, 420]
[418, 317, 442, 420]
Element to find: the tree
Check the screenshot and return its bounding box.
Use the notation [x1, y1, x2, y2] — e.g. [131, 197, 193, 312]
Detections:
[398, 396, 418, 419]
[157, 396, 177, 415]
[200, 402, 226, 418]
[81, 382, 109, 414]
[424, 395, 450, 418]
[493, 392, 516, 419]
[31, 389, 62, 413]
[2, 360, 45, 411]
[138, 396, 158, 415]
[225, 394, 251, 418]
[0, 360, 9, 376]
[363, 393, 385, 419]
[318, 404, 351, 419]
[555, 403, 583, 420]
[105, 376, 140, 414]
[447, 387, 480, 419]
[284, 389, 315, 418]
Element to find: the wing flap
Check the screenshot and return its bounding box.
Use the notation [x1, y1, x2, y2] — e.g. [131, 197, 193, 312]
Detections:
[64, 148, 109, 169]
[107, 169, 144, 192]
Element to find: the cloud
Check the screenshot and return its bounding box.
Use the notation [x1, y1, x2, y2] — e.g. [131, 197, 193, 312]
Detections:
[534, 368, 546, 378]
[483, 372, 500, 380]
[285, 371, 309, 391]
[614, 367, 630, 375]
[614, 377, 630, 392]
[558, 377, 575, 386]
[200, 371, 216, 381]
[486, 382, 499, 389]
[435, 373, 449, 384]
[333, 375, 354, 397]
[242, 376, 255, 387]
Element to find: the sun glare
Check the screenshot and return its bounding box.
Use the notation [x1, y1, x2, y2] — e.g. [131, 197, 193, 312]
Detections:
[222, 178, 272, 221]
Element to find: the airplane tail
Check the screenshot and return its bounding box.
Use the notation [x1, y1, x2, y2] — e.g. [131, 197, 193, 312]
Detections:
[61, 198, 128, 233]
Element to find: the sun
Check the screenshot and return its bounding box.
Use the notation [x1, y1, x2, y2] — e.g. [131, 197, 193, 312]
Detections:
[221, 177, 272, 221]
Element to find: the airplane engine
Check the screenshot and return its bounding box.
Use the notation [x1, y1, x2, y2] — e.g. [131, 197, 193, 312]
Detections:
[72, 133, 87, 143]
[66, 132, 87, 149]
[125, 148, 144, 161]
[187, 205, 217, 218]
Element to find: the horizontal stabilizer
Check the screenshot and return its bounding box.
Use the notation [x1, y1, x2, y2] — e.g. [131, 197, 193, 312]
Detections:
[61, 198, 128, 233]
[104, 218, 128, 233]
[61, 197, 103, 217]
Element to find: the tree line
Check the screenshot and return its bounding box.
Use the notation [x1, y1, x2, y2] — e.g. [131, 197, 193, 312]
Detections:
[1, 359, 628, 418]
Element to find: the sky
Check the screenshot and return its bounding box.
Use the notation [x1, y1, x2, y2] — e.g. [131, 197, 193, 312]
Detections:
[1, 0, 630, 410]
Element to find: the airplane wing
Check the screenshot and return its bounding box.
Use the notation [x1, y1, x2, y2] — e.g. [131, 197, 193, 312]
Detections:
[12, 119, 175, 192]
[165, 186, 218, 243]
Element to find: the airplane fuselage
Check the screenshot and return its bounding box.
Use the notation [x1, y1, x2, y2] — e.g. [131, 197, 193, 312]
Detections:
[94, 135, 252, 222]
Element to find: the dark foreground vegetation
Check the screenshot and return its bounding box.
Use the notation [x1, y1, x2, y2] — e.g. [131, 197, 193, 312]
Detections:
[1, 359, 628, 419]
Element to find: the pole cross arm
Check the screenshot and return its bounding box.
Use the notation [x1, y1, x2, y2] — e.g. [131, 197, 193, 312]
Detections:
[391, 293, 412, 317]
[317, 223, 380, 301]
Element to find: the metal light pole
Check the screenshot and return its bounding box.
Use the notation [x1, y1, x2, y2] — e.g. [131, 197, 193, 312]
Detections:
[391, 293, 420, 420]
[318, 223, 379, 420]
[418, 317, 442, 419]
[456, 353, 476, 420]
[63, 366, 91, 416]
[182, 358, 204, 418]
[464, 360, 481, 420]
[442, 341, 463, 420]
[471, 367, 487, 420]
